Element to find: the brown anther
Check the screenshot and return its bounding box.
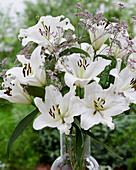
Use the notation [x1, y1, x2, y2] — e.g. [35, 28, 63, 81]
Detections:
[94, 101, 97, 104]
[50, 109, 52, 113]
[27, 69, 29, 76]
[80, 63, 82, 67]
[39, 28, 43, 36]
[28, 63, 30, 69]
[23, 68, 26, 77]
[97, 97, 100, 101]
[58, 109, 60, 115]
[85, 59, 87, 65]
[83, 65, 86, 70]
[79, 59, 82, 64]
[93, 110, 97, 115]
[86, 64, 89, 67]
[52, 105, 55, 111]
[130, 78, 135, 85]
[104, 23, 108, 28]
[102, 100, 105, 104]
[29, 66, 32, 73]
[45, 25, 48, 29]
[52, 113, 55, 119]
[49, 111, 53, 117]
[28, 63, 32, 74]
[101, 105, 103, 108]
[4, 87, 12, 96]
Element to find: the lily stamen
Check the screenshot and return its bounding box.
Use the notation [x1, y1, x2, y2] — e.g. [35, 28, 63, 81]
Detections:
[52, 105, 55, 111]
[39, 28, 43, 36]
[4, 87, 12, 96]
[77, 58, 90, 70]
[94, 98, 105, 111]
[22, 63, 32, 77]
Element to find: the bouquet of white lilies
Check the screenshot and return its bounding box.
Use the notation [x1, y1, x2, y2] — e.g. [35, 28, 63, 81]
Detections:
[0, 2, 136, 169]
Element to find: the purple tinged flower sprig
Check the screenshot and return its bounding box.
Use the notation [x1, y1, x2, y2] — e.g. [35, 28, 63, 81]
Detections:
[132, 16, 136, 24]
[0, 58, 7, 67]
[0, 58, 8, 81]
[77, 3, 83, 11]
[118, 3, 126, 10]
[46, 70, 62, 90]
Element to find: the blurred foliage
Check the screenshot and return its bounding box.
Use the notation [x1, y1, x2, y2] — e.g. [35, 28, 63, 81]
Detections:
[0, 7, 22, 65]
[0, 103, 40, 169]
[0, 101, 60, 169]
[0, 0, 136, 169]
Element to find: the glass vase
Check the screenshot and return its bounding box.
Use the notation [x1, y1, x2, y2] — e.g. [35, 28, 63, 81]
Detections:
[51, 133, 100, 170]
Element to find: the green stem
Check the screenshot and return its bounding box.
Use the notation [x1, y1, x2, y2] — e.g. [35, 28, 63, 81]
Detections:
[64, 134, 75, 169]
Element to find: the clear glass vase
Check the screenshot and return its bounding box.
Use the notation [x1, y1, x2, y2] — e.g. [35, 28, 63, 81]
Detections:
[51, 133, 100, 170]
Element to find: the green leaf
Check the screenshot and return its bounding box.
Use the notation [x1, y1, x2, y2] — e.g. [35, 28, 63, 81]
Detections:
[24, 85, 45, 98]
[74, 118, 84, 146]
[7, 108, 39, 157]
[73, 118, 85, 169]
[83, 130, 123, 159]
[59, 47, 91, 58]
[75, 125, 84, 169]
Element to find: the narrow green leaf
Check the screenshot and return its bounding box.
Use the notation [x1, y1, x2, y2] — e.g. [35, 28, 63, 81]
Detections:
[74, 118, 84, 146]
[24, 86, 45, 98]
[83, 130, 123, 159]
[75, 126, 83, 169]
[7, 108, 39, 156]
[73, 118, 85, 169]
[59, 47, 91, 58]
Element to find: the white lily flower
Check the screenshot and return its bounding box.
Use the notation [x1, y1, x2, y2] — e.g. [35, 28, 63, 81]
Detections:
[88, 23, 109, 51]
[80, 82, 130, 130]
[6, 46, 46, 87]
[56, 53, 111, 88]
[0, 76, 32, 105]
[80, 43, 94, 56]
[18, 15, 75, 52]
[33, 85, 85, 134]
[110, 67, 136, 103]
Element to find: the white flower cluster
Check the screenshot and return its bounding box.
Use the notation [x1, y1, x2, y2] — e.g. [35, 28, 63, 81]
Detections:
[1, 14, 136, 134]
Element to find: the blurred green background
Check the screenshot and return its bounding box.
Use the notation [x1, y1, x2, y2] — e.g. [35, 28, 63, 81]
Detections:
[0, 0, 136, 169]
